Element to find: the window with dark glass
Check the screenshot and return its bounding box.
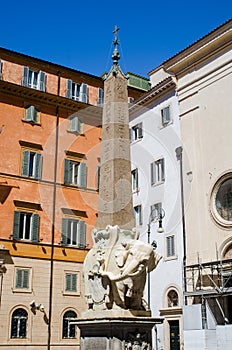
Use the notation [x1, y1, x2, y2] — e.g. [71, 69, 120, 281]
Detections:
[134, 205, 142, 226]
[130, 122, 143, 141]
[161, 105, 171, 126]
[131, 168, 139, 192]
[62, 310, 77, 338]
[11, 308, 28, 338]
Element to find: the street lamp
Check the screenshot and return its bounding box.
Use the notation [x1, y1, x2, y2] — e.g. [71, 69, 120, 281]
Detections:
[147, 207, 165, 309]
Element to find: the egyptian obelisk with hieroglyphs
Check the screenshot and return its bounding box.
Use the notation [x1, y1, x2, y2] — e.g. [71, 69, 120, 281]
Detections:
[96, 26, 135, 230]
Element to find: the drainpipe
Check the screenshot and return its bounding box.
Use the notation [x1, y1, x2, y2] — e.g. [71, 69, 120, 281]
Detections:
[175, 146, 187, 305]
[48, 71, 61, 350]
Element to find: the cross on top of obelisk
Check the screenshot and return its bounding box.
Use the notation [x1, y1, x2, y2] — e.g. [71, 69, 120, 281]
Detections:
[112, 25, 120, 66]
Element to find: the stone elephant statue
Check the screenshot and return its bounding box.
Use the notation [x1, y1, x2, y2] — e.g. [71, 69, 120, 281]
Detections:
[101, 239, 162, 310]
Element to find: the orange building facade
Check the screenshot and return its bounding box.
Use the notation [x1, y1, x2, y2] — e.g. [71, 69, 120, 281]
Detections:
[0, 47, 144, 349]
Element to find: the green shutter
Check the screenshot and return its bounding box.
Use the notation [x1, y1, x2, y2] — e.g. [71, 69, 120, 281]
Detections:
[97, 165, 100, 190]
[31, 214, 39, 242]
[64, 159, 71, 184]
[22, 150, 30, 176]
[78, 220, 86, 248]
[98, 88, 104, 106]
[138, 122, 143, 138]
[62, 218, 69, 245]
[39, 71, 46, 91]
[151, 162, 156, 185]
[71, 274, 77, 292]
[161, 159, 165, 181]
[66, 79, 72, 99]
[80, 83, 88, 103]
[25, 106, 34, 121]
[34, 153, 42, 179]
[13, 211, 20, 240]
[78, 162, 86, 188]
[16, 269, 29, 289]
[22, 66, 29, 86]
[22, 269, 29, 288]
[16, 269, 23, 288]
[70, 116, 81, 133]
[65, 273, 71, 291]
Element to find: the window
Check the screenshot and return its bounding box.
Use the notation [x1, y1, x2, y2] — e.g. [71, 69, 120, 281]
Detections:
[134, 205, 142, 226]
[62, 310, 77, 338]
[11, 308, 28, 338]
[22, 67, 46, 91]
[96, 165, 100, 190]
[151, 202, 162, 218]
[66, 79, 88, 103]
[15, 268, 30, 289]
[64, 159, 86, 188]
[61, 218, 86, 247]
[25, 105, 39, 123]
[69, 116, 82, 133]
[167, 290, 179, 307]
[151, 158, 165, 185]
[211, 173, 232, 227]
[161, 105, 171, 126]
[131, 168, 139, 192]
[128, 97, 134, 104]
[215, 177, 232, 221]
[130, 122, 143, 142]
[21, 150, 42, 179]
[98, 88, 104, 106]
[166, 235, 175, 258]
[65, 272, 78, 292]
[12, 211, 40, 241]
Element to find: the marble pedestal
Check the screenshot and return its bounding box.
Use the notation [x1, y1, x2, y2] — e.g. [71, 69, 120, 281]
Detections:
[74, 312, 163, 350]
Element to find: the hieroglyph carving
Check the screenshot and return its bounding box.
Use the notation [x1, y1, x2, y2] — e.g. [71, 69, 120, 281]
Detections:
[83, 225, 162, 311]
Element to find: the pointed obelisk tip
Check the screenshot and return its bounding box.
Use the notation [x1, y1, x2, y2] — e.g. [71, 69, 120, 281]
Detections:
[112, 25, 120, 67]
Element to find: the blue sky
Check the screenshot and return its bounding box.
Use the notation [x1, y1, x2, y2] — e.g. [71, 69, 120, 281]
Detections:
[1, 0, 231, 78]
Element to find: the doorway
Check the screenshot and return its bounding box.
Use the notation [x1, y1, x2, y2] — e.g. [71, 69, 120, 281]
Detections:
[169, 320, 180, 350]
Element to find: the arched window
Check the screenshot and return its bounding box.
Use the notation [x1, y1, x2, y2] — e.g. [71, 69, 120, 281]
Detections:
[11, 308, 28, 338]
[167, 290, 179, 307]
[62, 310, 77, 338]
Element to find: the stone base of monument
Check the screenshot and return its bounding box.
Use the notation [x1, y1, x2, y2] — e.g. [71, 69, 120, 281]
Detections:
[73, 312, 163, 350]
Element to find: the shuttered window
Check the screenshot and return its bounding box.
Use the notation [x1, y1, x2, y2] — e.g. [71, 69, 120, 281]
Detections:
[21, 150, 42, 179]
[69, 116, 82, 133]
[166, 235, 175, 257]
[65, 273, 77, 292]
[134, 205, 142, 226]
[64, 159, 86, 188]
[151, 158, 165, 185]
[15, 268, 30, 289]
[13, 211, 39, 242]
[25, 105, 39, 123]
[98, 88, 104, 106]
[132, 168, 139, 191]
[62, 218, 86, 247]
[130, 122, 143, 141]
[161, 105, 171, 126]
[22, 67, 46, 91]
[66, 79, 88, 103]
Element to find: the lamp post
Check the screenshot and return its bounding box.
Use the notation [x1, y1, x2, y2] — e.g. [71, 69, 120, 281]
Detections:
[147, 207, 165, 310]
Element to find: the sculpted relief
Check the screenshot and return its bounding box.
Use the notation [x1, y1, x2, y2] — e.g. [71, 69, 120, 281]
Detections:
[83, 225, 162, 312]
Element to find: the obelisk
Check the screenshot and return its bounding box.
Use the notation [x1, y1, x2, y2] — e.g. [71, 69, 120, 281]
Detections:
[96, 25, 135, 230]
[74, 27, 163, 350]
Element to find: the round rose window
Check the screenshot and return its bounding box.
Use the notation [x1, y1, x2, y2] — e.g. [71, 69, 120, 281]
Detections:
[211, 174, 232, 227]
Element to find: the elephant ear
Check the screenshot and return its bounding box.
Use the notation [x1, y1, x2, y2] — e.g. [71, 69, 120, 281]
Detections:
[147, 251, 162, 272]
